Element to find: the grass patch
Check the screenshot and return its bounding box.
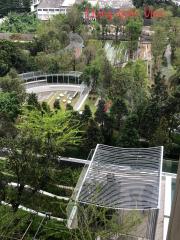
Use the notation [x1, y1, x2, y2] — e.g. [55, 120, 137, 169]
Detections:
[42, 183, 73, 197]
[52, 167, 82, 187]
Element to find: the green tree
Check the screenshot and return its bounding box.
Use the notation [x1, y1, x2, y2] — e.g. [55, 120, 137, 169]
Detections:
[83, 118, 104, 153]
[99, 16, 108, 39]
[125, 19, 143, 59]
[95, 99, 107, 127]
[0, 109, 81, 211]
[83, 44, 96, 65]
[66, 5, 82, 33]
[82, 63, 100, 92]
[0, 70, 26, 103]
[66, 104, 73, 111]
[81, 105, 92, 122]
[0, 92, 20, 121]
[27, 93, 41, 110]
[41, 101, 50, 113]
[0, 0, 31, 17]
[110, 67, 133, 101]
[118, 114, 140, 147]
[112, 15, 120, 42]
[110, 99, 128, 130]
[0, 13, 39, 33]
[150, 117, 170, 146]
[0, 41, 35, 76]
[53, 99, 61, 110]
[0, 112, 17, 137]
[100, 58, 112, 94]
[152, 26, 167, 73]
[0, 173, 7, 201]
[131, 60, 149, 108]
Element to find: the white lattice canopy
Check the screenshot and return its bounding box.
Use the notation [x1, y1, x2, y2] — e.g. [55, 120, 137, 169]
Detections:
[78, 144, 163, 210]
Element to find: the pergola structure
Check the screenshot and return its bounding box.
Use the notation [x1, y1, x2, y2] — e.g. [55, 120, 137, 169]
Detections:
[75, 144, 163, 240]
[19, 71, 82, 85]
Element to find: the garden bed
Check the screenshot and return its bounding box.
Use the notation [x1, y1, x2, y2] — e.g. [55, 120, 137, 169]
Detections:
[42, 183, 73, 198]
[51, 166, 82, 187]
[6, 187, 68, 219]
[0, 205, 69, 239]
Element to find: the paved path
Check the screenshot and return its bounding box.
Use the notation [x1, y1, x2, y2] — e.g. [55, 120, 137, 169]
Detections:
[74, 89, 90, 111]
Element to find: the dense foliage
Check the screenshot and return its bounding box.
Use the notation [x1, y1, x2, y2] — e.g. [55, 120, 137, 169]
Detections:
[0, 0, 31, 17]
[0, 13, 39, 33]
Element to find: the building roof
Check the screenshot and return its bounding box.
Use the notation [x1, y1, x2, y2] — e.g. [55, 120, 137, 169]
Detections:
[37, 0, 134, 9]
[62, 0, 76, 7]
[77, 144, 163, 210]
[98, 0, 134, 9]
[38, 0, 64, 8]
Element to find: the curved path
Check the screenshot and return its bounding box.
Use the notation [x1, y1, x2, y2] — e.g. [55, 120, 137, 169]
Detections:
[65, 32, 84, 59]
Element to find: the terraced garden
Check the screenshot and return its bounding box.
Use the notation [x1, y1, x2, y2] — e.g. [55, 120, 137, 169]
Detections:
[0, 156, 83, 222]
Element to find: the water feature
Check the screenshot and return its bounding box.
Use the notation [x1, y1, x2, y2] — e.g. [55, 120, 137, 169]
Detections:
[104, 41, 128, 65]
[162, 44, 176, 80]
[165, 44, 172, 67]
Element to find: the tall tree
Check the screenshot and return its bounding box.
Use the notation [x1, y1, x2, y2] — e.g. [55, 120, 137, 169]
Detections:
[100, 58, 112, 96]
[0, 92, 20, 121]
[0, 109, 81, 211]
[27, 93, 41, 110]
[66, 5, 82, 33]
[125, 19, 143, 59]
[0, 0, 31, 17]
[118, 114, 140, 147]
[95, 99, 107, 128]
[110, 99, 128, 130]
[0, 70, 26, 103]
[53, 99, 61, 110]
[99, 16, 108, 39]
[83, 118, 104, 153]
[112, 16, 120, 42]
[81, 105, 92, 123]
[152, 26, 167, 73]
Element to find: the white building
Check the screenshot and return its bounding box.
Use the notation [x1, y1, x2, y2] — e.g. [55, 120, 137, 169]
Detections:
[31, 0, 41, 12]
[31, 0, 77, 20]
[31, 0, 134, 20]
[172, 0, 180, 6]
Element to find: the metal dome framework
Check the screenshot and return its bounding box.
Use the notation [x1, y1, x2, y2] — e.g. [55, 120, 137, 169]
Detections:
[75, 144, 163, 240]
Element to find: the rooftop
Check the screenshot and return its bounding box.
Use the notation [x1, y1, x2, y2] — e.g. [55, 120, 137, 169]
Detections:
[37, 0, 134, 9]
[38, 0, 64, 8]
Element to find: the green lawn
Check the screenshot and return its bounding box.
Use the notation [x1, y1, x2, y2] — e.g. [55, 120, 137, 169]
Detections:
[81, 93, 98, 114]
